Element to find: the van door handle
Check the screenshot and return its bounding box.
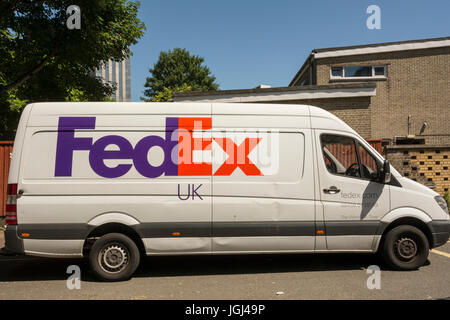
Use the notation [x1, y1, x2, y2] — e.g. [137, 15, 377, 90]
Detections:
[323, 186, 340, 194]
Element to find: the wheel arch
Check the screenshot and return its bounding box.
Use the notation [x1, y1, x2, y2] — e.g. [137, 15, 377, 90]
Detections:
[376, 208, 434, 251]
[83, 221, 145, 257]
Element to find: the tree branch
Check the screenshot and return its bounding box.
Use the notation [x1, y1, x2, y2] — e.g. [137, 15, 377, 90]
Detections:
[0, 0, 22, 14]
[1, 0, 46, 16]
[2, 53, 55, 92]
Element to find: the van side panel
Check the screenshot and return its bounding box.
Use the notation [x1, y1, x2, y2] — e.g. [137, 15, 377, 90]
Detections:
[18, 106, 214, 257]
[211, 109, 316, 253]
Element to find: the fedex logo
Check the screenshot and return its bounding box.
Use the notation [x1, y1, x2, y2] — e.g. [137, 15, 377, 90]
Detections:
[55, 117, 278, 178]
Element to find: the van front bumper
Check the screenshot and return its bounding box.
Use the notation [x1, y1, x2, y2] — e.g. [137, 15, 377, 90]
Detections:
[4, 225, 24, 254]
[429, 220, 450, 248]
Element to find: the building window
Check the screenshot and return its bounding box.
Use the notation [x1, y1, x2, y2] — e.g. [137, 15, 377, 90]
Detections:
[345, 66, 372, 77]
[331, 67, 343, 77]
[330, 65, 386, 79]
[374, 66, 385, 76]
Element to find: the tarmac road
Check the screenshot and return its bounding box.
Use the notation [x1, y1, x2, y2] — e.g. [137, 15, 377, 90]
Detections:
[0, 231, 449, 300]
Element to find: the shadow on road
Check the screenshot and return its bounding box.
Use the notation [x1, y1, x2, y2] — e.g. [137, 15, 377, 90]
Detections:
[0, 253, 389, 282]
[135, 253, 384, 278]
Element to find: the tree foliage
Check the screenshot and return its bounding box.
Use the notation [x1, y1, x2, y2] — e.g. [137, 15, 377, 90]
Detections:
[0, 0, 145, 139]
[151, 83, 193, 102]
[142, 48, 218, 101]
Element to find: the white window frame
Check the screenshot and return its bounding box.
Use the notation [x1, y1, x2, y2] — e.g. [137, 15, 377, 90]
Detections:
[331, 67, 344, 78]
[330, 65, 387, 80]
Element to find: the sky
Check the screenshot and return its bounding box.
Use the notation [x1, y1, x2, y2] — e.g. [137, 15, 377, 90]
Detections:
[130, 0, 450, 101]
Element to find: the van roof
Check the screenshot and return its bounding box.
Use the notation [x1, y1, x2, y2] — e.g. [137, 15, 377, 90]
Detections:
[28, 101, 330, 116]
[26, 102, 354, 133]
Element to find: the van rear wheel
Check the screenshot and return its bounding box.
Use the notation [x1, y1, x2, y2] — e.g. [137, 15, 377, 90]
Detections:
[381, 225, 429, 270]
[89, 233, 140, 281]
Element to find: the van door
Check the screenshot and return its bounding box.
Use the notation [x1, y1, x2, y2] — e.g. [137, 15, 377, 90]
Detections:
[314, 130, 390, 251]
[211, 107, 316, 253]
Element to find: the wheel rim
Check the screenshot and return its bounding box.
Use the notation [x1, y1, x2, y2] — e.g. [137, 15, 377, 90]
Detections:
[98, 243, 129, 274]
[394, 237, 418, 260]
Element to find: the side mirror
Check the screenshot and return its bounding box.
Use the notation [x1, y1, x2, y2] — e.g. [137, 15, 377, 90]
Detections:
[369, 171, 379, 180]
[380, 160, 391, 184]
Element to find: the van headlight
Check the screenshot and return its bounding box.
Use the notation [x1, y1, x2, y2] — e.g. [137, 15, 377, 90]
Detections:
[435, 196, 449, 214]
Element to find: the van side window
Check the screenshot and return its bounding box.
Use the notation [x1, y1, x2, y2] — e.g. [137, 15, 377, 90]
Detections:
[320, 135, 360, 178]
[320, 134, 381, 180]
[358, 145, 380, 180]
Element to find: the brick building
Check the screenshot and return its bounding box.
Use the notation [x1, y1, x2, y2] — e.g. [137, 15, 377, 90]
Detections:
[175, 36, 450, 146]
[174, 37, 450, 194]
[289, 37, 450, 146]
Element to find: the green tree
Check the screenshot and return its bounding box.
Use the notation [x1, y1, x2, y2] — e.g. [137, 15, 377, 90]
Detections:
[151, 83, 193, 102]
[142, 48, 218, 101]
[0, 0, 146, 139]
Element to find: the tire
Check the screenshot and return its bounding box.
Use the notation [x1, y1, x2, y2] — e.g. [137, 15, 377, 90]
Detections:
[89, 233, 140, 281]
[381, 225, 429, 270]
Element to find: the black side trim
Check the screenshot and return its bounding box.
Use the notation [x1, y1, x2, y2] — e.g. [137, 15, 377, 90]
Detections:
[17, 224, 94, 240]
[428, 220, 450, 234]
[135, 222, 211, 238]
[136, 221, 380, 238]
[4, 226, 24, 253]
[432, 233, 450, 248]
[376, 221, 390, 236]
[428, 220, 450, 248]
[325, 221, 381, 236]
[135, 222, 317, 238]
[213, 221, 316, 237]
[15, 220, 386, 240]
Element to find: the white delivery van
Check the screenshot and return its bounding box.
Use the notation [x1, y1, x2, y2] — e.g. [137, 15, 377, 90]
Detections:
[4, 102, 449, 281]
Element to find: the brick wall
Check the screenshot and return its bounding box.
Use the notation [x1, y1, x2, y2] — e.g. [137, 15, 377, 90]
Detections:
[314, 47, 450, 145]
[264, 97, 372, 138]
[385, 145, 450, 195]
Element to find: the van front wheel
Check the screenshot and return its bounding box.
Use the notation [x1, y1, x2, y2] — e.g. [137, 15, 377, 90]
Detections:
[381, 225, 429, 270]
[89, 233, 140, 281]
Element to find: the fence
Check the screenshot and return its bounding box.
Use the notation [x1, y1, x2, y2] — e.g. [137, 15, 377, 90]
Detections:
[0, 141, 13, 217]
[366, 139, 383, 154]
[323, 138, 382, 169]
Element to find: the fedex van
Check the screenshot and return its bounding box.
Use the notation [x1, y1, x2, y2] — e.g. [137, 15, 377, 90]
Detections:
[4, 102, 450, 281]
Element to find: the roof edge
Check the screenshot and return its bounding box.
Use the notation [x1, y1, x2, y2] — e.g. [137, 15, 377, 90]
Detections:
[173, 83, 376, 98]
[313, 36, 450, 54]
